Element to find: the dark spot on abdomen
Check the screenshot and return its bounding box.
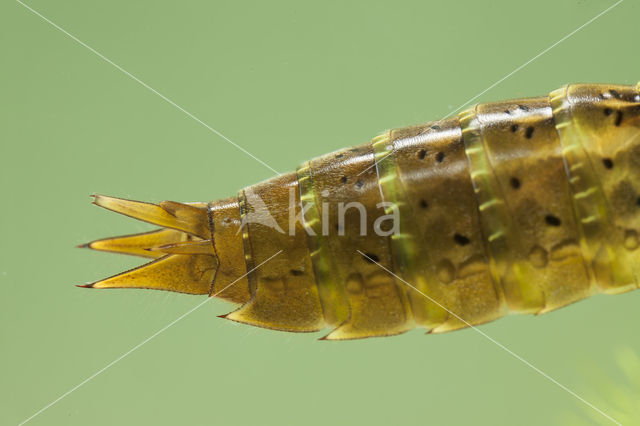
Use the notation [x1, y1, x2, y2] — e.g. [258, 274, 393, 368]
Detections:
[363, 252, 380, 263]
[545, 214, 561, 227]
[615, 110, 623, 126]
[525, 126, 534, 139]
[453, 233, 470, 246]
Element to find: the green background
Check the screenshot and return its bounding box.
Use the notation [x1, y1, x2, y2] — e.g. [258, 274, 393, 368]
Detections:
[2, 1, 639, 425]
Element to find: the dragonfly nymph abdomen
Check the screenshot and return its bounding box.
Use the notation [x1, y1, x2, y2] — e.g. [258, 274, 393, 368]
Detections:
[82, 82, 640, 340]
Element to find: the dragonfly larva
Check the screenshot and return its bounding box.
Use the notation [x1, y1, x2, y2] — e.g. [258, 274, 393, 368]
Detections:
[81, 82, 640, 340]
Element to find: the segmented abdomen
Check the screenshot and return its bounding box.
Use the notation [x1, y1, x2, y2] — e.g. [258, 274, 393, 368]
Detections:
[226, 83, 640, 339]
[85, 83, 640, 340]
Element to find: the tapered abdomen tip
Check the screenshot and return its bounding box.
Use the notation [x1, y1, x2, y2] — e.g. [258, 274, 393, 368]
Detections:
[76, 284, 94, 288]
